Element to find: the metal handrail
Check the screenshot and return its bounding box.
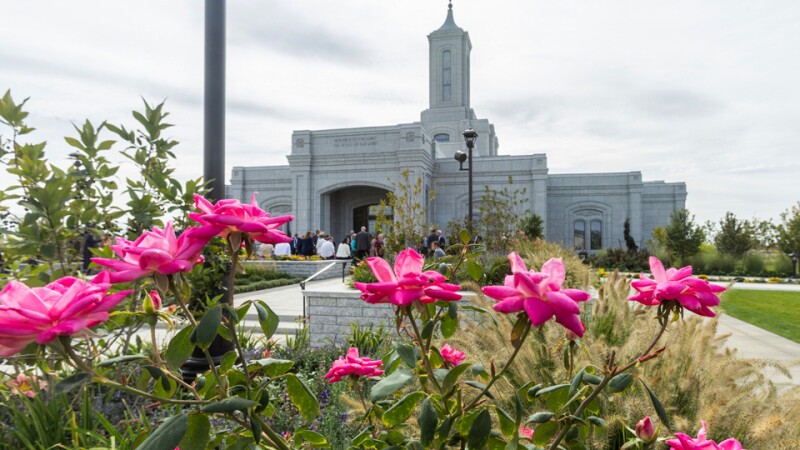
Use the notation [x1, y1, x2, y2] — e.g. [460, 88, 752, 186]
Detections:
[300, 261, 340, 317]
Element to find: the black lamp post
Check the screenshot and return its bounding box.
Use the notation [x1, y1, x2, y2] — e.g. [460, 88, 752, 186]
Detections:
[790, 252, 799, 278]
[454, 128, 478, 235]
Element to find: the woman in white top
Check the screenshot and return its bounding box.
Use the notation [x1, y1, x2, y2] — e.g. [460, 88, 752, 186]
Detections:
[336, 237, 352, 259]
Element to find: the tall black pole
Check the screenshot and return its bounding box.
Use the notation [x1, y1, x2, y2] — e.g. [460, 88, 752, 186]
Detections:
[204, 0, 226, 202]
[467, 143, 473, 236]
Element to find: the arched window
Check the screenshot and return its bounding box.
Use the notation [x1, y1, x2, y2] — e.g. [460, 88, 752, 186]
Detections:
[442, 50, 452, 102]
[590, 220, 602, 250]
[573, 220, 585, 251]
[434, 133, 450, 142]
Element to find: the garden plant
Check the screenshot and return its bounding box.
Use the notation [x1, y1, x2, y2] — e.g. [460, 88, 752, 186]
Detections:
[2, 91, 799, 449]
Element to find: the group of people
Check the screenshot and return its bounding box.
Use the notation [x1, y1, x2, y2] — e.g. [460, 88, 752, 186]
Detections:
[253, 226, 449, 261]
[256, 227, 385, 261]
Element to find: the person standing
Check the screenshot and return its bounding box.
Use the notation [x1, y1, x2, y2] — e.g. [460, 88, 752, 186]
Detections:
[425, 227, 438, 256]
[437, 229, 446, 248]
[299, 231, 315, 256]
[336, 236, 352, 259]
[372, 233, 385, 258]
[291, 233, 300, 255]
[355, 226, 371, 260]
[318, 235, 336, 259]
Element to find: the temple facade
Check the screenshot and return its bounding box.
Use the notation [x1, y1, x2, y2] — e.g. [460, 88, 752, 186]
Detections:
[228, 5, 686, 252]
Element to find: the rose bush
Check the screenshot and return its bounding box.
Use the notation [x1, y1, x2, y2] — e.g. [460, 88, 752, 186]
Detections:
[0, 92, 771, 449]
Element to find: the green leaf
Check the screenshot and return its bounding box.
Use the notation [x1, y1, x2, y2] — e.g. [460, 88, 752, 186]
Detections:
[136, 414, 188, 450]
[608, 373, 633, 393]
[192, 305, 222, 350]
[421, 320, 434, 340]
[467, 259, 484, 281]
[641, 379, 671, 429]
[527, 411, 554, 424]
[371, 368, 413, 401]
[383, 391, 426, 427]
[294, 429, 329, 447]
[569, 368, 585, 397]
[459, 229, 472, 245]
[394, 342, 418, 369]
[255, 301, 279, 339]
[253, 358, 295, 377]
[442, 363, 471, 394]
[467, 409, 492, 450]
[201, 396, 258, 413]
[178, 413, 210, 450]
[419, 397, 438, 446]
[97, 354, 148, 367]
[441, 313, 458, 339]
[582, 373, 603, 385]
[532, 420, 557, 446]
[165, 326, 194, 370]
[495, 406, 515, 437]
[144, 366, 171, 391]
[587, 416, 606, 427]
[55, 372, 92, 395]
[286, 373, 319, 422]
[510, 314, 529, 348]
[465, 380, 494, 399]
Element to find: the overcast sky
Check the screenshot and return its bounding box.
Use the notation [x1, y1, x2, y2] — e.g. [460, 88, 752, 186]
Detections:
[2, 1, 799, 226]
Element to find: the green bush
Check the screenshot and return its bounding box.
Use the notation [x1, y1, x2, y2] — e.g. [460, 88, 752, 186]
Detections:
[706, 253, 736, 275]
[773, 254, 795, 277]
[587, 248, 650, 272]
[741, 253, 765, 275]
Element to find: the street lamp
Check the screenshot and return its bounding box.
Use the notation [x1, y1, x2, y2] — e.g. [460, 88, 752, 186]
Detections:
[454, 128, 478, 235]
[790, 252, 799, 278]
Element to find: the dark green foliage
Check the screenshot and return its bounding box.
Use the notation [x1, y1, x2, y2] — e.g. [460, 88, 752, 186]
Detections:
[587, 248, 649, 272]
[520, 211, 544, 241]
[623, 218, 638, 252]
[664, 209, 705, 264]
[715, 212, 754, 257]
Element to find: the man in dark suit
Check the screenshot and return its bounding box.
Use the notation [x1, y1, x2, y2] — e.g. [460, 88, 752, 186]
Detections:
[355, 226, 371, 260]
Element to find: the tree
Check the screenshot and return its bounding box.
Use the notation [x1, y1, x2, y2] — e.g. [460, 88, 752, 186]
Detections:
[476, 177, 527, 251]
[664, 209, 705, 264]
[714, 211, 753, 257]
[374, 169, 433, 256]
[777, 202, 800, 256]
[623, 218, 638, 252]
[751, 218, 778, 249]
[520, 211, 544, 241]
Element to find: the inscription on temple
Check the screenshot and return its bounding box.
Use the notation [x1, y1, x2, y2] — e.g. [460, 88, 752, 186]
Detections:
[332, 136, 378, 148]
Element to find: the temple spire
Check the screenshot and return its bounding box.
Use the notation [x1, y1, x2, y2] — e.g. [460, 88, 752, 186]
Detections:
[437, 0, 461, 31]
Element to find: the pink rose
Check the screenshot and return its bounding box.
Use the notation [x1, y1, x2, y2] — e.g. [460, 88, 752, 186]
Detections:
[92, 222, 212, 283]
[482, 254, 590, 337]
[353, 248, 461, 306]
[323, 347, 384, 383]
[440, 344, 465, 366]
[630, 257, 726, 317]
[0, 272, 132, 356]
[666, 421, 745, 450]
[635, 416, 656, 443]
[189, 193, 293, 244]
[519, 425, 534, 439]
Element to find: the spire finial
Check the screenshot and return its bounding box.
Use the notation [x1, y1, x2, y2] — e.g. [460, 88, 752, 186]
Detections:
[448, 1, 452, 11]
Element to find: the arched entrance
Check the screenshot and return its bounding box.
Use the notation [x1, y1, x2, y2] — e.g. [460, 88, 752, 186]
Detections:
[322, 185, 391, 241]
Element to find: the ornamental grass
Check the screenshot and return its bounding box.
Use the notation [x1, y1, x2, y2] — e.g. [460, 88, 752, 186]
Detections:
[449, 246, 800, 449]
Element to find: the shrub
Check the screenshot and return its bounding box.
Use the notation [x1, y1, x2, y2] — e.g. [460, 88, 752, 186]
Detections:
[706, 253, 736, 275]
[742, 253, 765, 276]
[773, 254, 795, 277]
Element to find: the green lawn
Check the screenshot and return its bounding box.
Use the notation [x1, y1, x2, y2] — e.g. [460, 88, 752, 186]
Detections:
[720, 289, 800, 343]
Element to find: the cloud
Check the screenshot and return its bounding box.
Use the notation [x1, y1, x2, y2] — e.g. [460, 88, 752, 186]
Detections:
[228, 3, 371, 63]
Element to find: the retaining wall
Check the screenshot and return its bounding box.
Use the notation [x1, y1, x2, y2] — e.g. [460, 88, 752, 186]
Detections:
[304, 288, 479, 347]
[244, 260, 350, 280]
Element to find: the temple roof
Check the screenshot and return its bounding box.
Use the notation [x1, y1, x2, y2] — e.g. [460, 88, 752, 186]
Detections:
[435, 1, 462, 32]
